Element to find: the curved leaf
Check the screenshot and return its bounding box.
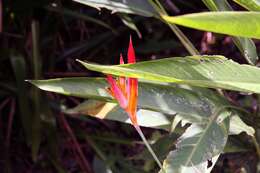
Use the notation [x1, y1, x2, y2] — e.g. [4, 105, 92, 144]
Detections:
[233, 0, 260, 11]
[29, 77, 253, 133]
[77, 56, 260, 93]
[162, 12, 260, 39]
[28, 77, 223, 117]
[73, 0, 157, 17]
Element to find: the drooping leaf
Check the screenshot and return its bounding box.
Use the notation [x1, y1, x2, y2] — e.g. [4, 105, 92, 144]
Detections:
[118, 14, 142, 38]
[77, 56, 260, 93]
[29, 77, 231, 118]
[46, 5, 117, 33]
[162, 12, 260, 39]
[202, 0, 258, 64]
[73, 0, 158, 17]
[160, 113, 230, 173]
[232, 0, 260, 11]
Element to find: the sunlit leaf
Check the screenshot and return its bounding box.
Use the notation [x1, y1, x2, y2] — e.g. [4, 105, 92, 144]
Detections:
[162, 12, 260, 39]
[77, 56, 260, 93]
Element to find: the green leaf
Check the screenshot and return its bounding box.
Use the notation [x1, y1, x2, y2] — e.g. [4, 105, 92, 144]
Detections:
[73, 0, 157, 17]
[29, 77, 254, 171]
[118, 14, 141, 38]
[29, 77, 254, 134]
[202, 0, 259, 65]
[11, 55, 32, 144]
[229, 115, 255, 136]
[162, 12, 260, 39]
[77, 56, 260, 93]
[45, 5, 117, 33]
[232, 0, 260, 11]
[202, 0, 231, 11]
[160, 113, 230, 173]
[29, 77, 227, 118]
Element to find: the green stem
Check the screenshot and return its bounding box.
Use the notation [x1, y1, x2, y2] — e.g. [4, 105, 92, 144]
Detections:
[134, 125, 165, 172]
[167, 24, 199, 55]
[148, 0, 199, 56]
[252, 136, 260, 158]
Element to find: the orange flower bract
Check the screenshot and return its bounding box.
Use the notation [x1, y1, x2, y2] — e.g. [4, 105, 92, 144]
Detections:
[106, 37, 138, 125]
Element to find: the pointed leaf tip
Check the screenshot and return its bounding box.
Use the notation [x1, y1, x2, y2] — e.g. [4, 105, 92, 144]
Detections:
[128, 36, 136, 64]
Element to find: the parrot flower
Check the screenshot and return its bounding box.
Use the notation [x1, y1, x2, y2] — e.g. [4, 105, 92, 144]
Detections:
[106, 37, 138, 125]
[106, 37, 164, 171]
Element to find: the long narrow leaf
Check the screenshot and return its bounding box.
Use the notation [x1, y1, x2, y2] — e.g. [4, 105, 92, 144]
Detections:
[73, 0, 157, 17]
[162, 12, 260, 39]
[233, 0, 260, 11]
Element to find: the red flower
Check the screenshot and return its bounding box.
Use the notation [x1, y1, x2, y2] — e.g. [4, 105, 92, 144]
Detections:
[106, 37, 138, 125]
[106, 37, 163, 170]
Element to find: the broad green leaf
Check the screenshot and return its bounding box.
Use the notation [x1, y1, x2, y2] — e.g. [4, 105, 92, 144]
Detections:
[29, 77, 224, 117]
[160, 114, 230, 173]
[30, 77, 254, 172]
[233, 0, 260, 11]
[162, 12, 260, 39]
[29, 77, 254, 134]
[73, 0, 157, 17]
[77, 56, 260, 94]
[202, 0, 259, 64]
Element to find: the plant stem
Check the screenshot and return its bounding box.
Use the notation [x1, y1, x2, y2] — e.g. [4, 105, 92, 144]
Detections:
[149, 0, 199, 56]
[252, 136, 260, 158]
[167, 24, 199, 55]
[134, 125, 165, 173]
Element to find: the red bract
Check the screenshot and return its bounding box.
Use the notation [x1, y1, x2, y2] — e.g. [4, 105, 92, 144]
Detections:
[106, 37, 138, 125]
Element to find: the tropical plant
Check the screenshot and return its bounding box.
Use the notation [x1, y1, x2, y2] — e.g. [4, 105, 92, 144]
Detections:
[4, 0, 260, 172]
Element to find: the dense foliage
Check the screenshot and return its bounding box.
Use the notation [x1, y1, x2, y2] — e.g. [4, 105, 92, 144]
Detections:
[1, 0, 260, 172]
